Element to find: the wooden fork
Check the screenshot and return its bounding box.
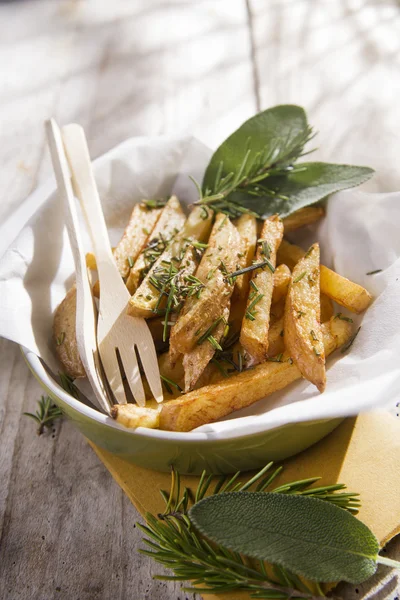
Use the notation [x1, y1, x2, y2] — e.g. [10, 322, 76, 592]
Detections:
[46, 119, 112, 414]
[61, 124, 163, 406]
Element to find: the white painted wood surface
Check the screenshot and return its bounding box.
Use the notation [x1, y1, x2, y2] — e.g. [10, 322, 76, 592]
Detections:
[1, 1, 399, 598]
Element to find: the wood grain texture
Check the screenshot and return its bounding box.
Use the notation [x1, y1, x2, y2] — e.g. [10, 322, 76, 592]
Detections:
[1, 0, 399, 598]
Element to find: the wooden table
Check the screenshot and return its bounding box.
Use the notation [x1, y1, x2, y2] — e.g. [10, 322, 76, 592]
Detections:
[1, 1, 399, 598]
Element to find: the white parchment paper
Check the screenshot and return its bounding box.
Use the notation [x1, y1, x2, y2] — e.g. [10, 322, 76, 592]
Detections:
[0, 135, 399, 436]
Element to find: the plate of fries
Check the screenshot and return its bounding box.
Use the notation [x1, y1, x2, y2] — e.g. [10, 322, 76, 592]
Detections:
[2, 109, 399, 473]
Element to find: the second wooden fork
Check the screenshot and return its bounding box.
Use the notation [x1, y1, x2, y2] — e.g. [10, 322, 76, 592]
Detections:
[62, 124, 163, 406]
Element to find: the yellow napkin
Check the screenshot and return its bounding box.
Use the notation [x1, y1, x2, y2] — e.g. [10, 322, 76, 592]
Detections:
[90, 412, 400, 600]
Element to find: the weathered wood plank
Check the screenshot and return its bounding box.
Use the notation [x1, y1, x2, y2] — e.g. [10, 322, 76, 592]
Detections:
[0, 0, 253, 598]
[0, 340, 198, 600]
[247, 0, 400, 193]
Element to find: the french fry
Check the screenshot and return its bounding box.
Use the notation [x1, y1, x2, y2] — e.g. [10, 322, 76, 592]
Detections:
[158, 351, 184, 398]
[125, 196, 186, 294]
[270, 297, 286, 321]
[320, 267, 372, 314]
[128, 206, 213, 317]
[53, 285, 86, 378]
[277, 239, 306, 269]
[85, 252, 97, 270]
[114, 203, 162, 278]
[267, 317, 285, 357]
[277, 239, 372, 313]
[112, 404, 160, 429]
[282, 206, 325, 232]
[231, 214, 258, 304]
[159, 320, 352, 432]
[183, 306, 230, 392]
[272, 264, 291, 304]
[169, 214, 240, 357]
[240, 215, 284, 364]
[320, 293, 334, 322]
[284, 243, 326, 392]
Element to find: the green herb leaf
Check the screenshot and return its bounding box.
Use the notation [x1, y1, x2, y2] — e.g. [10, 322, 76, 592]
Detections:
[189, 492, 380, 584]
[203, 105, 311, 195]
[24, 395, 63, 435]
[229, 162, 374, 218]
[200, 104, 374, 219]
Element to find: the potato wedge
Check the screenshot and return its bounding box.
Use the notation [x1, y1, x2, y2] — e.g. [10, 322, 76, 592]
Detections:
[272, 264, 291, 304]
[128, 206, 213, 317]
[125, 196, 186, 294]
[282, 206, 325, 232]
[53, 285, 86, 378]
[54, 204, 161, 374]
[231, 214, 258, 304]
[284, 243, 326, 392]
[183, 306, 230, 392]
[159, 320, 352, 431]
[114, 203, 162, 278]
[240, 215, 284, 363]
[112, 404, 160, 429]
[278, 239, 372, 313]
[169, 214, 240, 357]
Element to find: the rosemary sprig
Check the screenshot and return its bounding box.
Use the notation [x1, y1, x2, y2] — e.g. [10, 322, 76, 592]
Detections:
[138, 462, 360, 598]
[226, 259, 275, 284]
[24, 396, 63, 435]
[143, 198, 168, 209]
[197, 317, 225, 345]
[366, 269, 382, 276]
[341, 326, 361, 354]
[24, 371, 80, 435]
[245, 293, 264, 321]
[293, 271, 307, 283]
[161, 375, 183, 395]
[334, 313, 353, 323]
[196, 126, 315, 218]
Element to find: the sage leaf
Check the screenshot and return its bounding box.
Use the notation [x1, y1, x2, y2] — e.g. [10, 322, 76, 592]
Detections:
[189, 492, 380, 584]
[228, 162, 374, 218]
[202, 105, 310, 194]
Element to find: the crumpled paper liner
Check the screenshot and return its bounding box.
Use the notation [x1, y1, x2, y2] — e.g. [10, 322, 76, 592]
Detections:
[1, 133, 400, 437]
[90, 412, 400, 599]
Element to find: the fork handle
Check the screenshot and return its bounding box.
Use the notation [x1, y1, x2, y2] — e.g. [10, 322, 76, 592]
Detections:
[61, 124, 123, 293]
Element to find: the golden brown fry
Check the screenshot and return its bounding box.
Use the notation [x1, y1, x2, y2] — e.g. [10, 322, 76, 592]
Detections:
[320, 293, 334, 322]
[282, 206, 325, 232]
[85, 252, 97, 270]
[277, 239, 304, 269]
[240, 215, 284, 364]
[284, 243, 326, 392]
[272, 264, 291, 304]
[114, 203, 162, 278]
[278, 239, 372, 314]
[158, 352, 184, 397]
[320, 266, 372, 314]
[183, 306, 230, 392]
[169, 214, 240, 357]
[128, 206, 213, 318]
[125, 196, 186, 295]
[53, 285, 86, 379]
[159, 320, 352, 432]
[231, 214, 258, 304]
[270, 298, 286, 322]
[55, 204, 160, 374]
[267, 317, 285, 357]
[112, 404, 160, 429]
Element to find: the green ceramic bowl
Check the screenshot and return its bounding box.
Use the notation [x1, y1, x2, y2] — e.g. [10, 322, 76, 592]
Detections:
[23, 347, 343, 474]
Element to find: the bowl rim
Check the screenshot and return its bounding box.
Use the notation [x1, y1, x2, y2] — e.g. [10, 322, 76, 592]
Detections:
[23, 345, 280, 443]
